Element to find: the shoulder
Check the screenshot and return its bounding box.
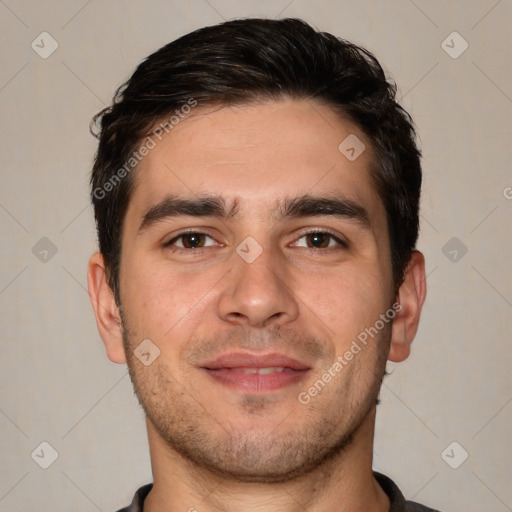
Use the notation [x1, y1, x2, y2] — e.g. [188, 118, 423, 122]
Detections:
[403, 501, 442, 511]
[373, 472, 442, 512]
[114, 483, 153, 512]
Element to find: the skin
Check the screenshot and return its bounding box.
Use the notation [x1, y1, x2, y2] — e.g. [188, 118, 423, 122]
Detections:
[88, 98, 426, 512]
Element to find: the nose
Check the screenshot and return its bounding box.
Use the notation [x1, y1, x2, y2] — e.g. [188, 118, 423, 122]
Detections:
[217, 245, 299, 328]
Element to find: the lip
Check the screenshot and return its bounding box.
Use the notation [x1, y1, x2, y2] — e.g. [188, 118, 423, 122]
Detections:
[201, 352, 311, 392]
[203, 352, 311, 371]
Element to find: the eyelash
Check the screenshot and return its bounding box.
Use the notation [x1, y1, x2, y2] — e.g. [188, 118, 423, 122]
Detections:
[163, 229, 348, 252]
[293, 230, 349, 250]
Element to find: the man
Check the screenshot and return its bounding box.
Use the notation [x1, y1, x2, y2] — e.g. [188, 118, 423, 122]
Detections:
[87, 17, 437, 512]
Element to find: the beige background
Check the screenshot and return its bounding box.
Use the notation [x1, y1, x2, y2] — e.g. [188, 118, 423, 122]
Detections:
[1, 1, 511, 511]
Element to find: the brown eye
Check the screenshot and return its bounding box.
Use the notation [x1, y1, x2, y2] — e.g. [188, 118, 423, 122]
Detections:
[305, 233, 331, 248]
[180, 233, 206, 248]
[290, 231, 348, 251]
[166, 232, 216, 249]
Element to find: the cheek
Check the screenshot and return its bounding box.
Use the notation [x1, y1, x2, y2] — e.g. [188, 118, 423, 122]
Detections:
[120, 256, 219, 340]
[296, 263, 390, 343]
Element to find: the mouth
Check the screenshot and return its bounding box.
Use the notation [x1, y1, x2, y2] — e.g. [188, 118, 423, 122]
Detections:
[201, 352, 311, 392]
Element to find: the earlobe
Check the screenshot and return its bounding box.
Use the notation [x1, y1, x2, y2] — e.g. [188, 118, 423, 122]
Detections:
[388, 251, 427, 363]
[87, 252, 127, 364]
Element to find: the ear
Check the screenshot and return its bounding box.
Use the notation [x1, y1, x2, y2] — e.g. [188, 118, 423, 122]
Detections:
[87, 252, 126, 364]
[388, 250, 427, 363]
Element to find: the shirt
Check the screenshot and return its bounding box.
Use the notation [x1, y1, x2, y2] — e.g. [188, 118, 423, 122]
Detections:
[115, 472, 441, 511]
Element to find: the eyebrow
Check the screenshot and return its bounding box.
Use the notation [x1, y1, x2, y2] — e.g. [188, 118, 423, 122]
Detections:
[137, 193, 370, 235]
[276, 195, 369, 226]
[137, 195, 238, 235]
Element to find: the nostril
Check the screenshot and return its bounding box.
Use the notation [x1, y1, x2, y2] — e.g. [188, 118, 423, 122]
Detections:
[228, 312, 246, 320]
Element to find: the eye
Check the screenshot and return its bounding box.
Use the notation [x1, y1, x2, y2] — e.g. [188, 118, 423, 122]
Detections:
[165, 232, 218, 249]
[291, 231, 347, 250]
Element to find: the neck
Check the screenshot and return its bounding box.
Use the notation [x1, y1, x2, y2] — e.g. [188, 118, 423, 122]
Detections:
[143, 407, 389, 512]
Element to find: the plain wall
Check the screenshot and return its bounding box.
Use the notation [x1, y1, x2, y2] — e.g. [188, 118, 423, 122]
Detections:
[0, 1, 511, 511]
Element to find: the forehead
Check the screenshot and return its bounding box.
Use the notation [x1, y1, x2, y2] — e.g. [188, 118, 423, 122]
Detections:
[127, 98, 384, 223]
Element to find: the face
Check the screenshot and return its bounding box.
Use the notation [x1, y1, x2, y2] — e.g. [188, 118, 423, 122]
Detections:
[111, 99, 399, 481]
